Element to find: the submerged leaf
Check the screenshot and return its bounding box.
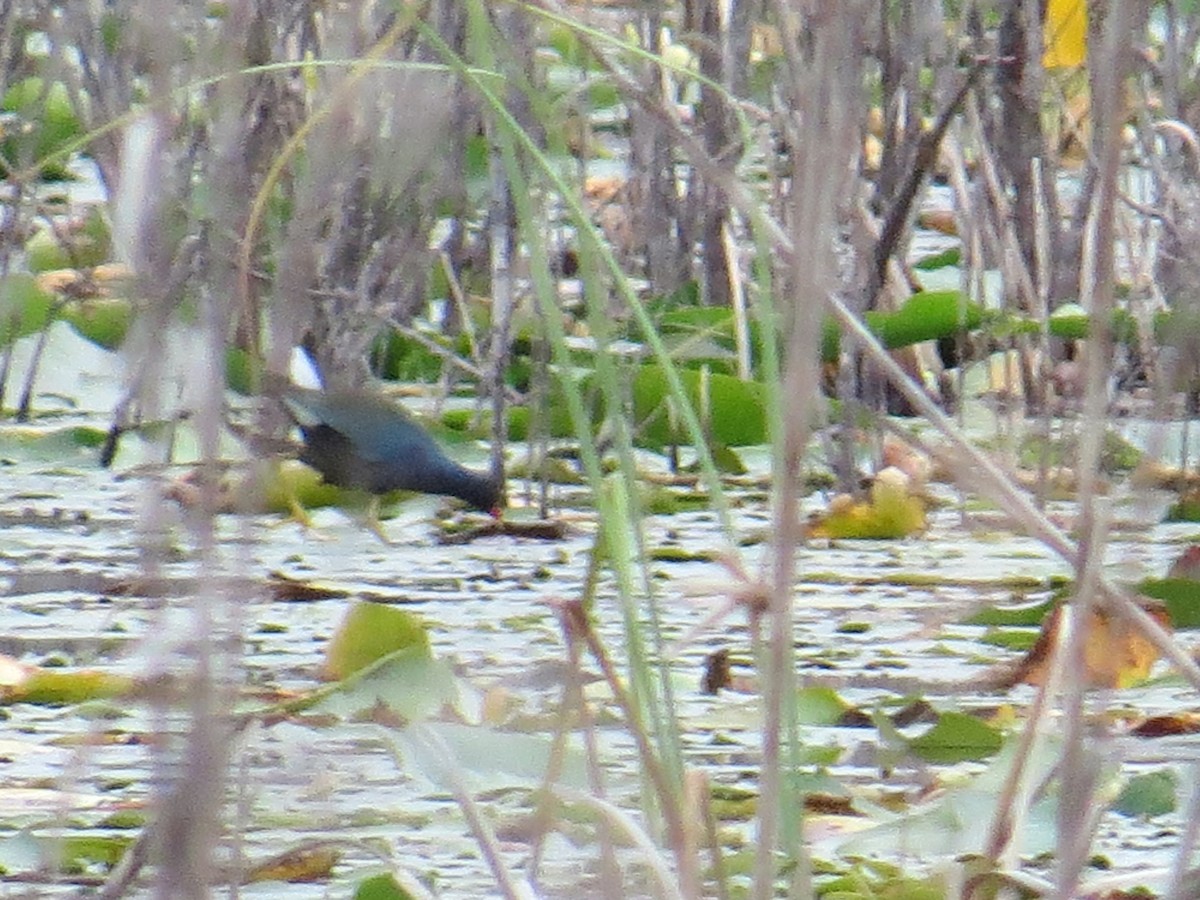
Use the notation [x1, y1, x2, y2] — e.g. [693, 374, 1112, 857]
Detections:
[392, 721, 588, 791]
[316, 647, 457, 724]
[245, 844, 340, 884]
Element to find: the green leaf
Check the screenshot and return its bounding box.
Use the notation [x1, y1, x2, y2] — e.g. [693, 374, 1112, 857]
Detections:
[796, 686, 848, 726]
[1165, 498, 1200, 524]
[631, 364, 767, 448]
[0, 425, 107, 462]
[710, 441, 747, 474]
[369, 329, 449, 382]
[820, 291, 983, 362]
[1, 77, 85, 180]
[963, 597, 1056, 627]
[1139, 578, 1200, 629]
[908, 711, 1003, 764]
[0, 274, 57, 346]
[864, 290, 983, 350]
[324, 601, 432, 681]
[913, 247, 962, 270]
[62, 298, 131, 350]
[1048, 302, 1089, 340]
[225, 347, 256, 396]
[1113, 769, 1178, 818]
[977, 627, 1040, 651]
[354, 873, 418, 900]
[2, 668, 135, 706]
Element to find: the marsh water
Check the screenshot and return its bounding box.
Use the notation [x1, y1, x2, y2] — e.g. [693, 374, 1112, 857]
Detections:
[1, 321, 1199, 897]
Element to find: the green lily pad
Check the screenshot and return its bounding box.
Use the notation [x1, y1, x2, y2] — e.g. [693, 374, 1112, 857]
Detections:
[963, 597, 1056, 627]
[323, 601, 432, 681]
[1138, 577, 1200, 629]
[1, 667, 135, 706]
[796, 686, 848, 726]
[908, 711, 1003, 764]
[913, 247, 962, 270]
[1113, 769, 1177, 818]
[354, 873, 418, 900]
[631, 364, 767, 448]
[62, 297, 131, 350]
[1, 77, 84, 180]
[0, 274, 57, 346]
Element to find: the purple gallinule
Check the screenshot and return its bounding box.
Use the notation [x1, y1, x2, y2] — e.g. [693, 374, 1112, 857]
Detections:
[273, 381, 503, 538]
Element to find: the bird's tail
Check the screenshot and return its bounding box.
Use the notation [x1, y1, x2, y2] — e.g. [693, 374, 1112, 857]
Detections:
[257, 342, 323, 398]
[289, 341, 324, 390]
[258, 370, 295, 399]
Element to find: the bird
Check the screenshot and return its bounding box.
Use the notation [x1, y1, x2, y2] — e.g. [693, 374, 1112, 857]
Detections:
[264, 355, 503, 540]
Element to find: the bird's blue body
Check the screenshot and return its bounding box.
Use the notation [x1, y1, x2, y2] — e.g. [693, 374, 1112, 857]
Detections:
[280, 387, 501, 514]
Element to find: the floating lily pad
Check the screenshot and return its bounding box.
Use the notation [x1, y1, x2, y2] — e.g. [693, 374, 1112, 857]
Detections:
[1113, 769, 1177, 818]
[61, 297, 132, 350]
[962, 596, 1056, 627]
[0, 274, 57, 346]
[0, 666, 135, 706]
[796, 686, 849, 726]
[354, 873, 419, 900]
[913, 246, 962, 270]
[908, 711, 1003, 764]
[1137, 577, 1200, 629]
[323, 601, 432, 681]
[1, 77, 84, 180]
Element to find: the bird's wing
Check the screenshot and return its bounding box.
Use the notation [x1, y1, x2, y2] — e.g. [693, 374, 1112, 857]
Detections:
[283, 390, 438, 464]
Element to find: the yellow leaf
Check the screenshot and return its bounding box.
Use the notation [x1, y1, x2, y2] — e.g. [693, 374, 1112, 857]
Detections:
[1044, 0, 1087, 69]
[806, 468, 926, 540]
[0, 664, 134, 705]
[1014, 602, 1169, 690]
[244, 845, 339, 884]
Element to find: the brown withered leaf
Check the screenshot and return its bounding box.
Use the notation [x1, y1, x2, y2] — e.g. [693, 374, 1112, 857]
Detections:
[1007, 600, 1171, 690]
[267, 572, 350, 602]
[1130, 714, 1200, 738]
[242, 842, 340, 884]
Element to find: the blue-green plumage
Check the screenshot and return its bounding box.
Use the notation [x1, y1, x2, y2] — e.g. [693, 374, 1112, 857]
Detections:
[279, 387, 502, 515]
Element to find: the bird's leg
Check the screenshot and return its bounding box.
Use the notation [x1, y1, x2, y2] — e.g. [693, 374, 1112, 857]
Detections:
[283, 500, 339, 541]
[274, 465, 334, 542]
[285, 492, 317, 531]
[364, 495, 393, 545]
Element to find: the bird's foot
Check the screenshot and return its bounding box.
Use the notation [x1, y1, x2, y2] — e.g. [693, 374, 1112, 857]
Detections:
[281, 498, 336, 542]
[367, 520, 395, 546]
[364, 497, 394, 546]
